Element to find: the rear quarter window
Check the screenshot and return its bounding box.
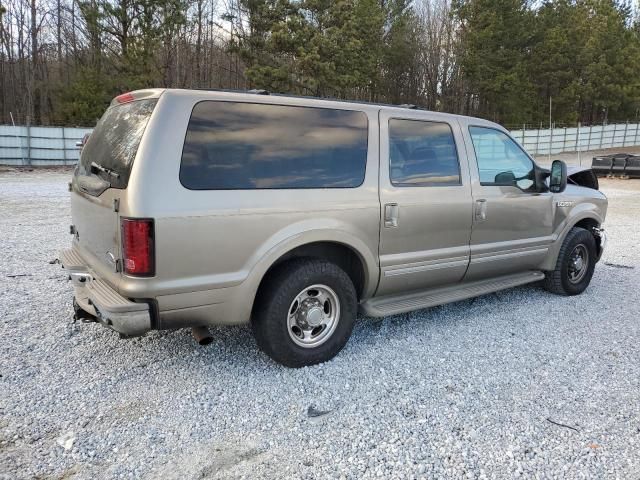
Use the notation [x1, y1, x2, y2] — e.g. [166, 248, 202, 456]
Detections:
[179, 101, 369, 190]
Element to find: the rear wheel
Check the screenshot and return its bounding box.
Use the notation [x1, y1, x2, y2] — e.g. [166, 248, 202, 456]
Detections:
[252, 259, 357, 367]
[544, 227, 597, 295]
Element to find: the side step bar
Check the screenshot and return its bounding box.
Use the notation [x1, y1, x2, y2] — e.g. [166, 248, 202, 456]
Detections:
[360, 271, 545, 317]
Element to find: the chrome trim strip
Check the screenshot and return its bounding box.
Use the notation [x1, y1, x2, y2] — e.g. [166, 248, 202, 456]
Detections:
[384, 258, 469, 277]
[380, 248, 470, 268]
[469, 236, 553, 257]
[470, 247, 548, 264]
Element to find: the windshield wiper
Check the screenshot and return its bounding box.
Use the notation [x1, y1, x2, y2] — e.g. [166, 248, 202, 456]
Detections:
[90, 161, 120, 179]
[75, 173, 110, 197]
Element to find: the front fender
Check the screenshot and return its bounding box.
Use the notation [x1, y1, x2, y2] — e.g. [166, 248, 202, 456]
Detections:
[541, 192, 607, 271]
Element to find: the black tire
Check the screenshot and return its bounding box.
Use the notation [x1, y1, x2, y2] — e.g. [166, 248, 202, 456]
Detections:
[251, 258, 357, 368]
[544, 227, 597, 296]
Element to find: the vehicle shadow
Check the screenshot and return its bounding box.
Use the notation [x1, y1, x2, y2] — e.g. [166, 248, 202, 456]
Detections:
[67, 280, 573, 375]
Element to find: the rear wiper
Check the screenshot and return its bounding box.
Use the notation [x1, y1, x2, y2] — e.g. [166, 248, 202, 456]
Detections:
[90, 161, 120, 179]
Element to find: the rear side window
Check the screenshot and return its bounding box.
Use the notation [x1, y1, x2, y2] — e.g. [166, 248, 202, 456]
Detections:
[389, 119, 461, 187]
[77, 99, 157, 189]
[180, 101, 368, 189]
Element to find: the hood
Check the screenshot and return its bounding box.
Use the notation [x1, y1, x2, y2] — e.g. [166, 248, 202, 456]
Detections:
[567, 165, 599, 190]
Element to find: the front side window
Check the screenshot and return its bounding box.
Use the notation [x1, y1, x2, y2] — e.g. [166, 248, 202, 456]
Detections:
[180, 102, 368, 190]
[389, 119, 461, 187]
[469, 126, 536, 190]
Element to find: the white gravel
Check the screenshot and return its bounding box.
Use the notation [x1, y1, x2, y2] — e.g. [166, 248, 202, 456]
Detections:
[1, 167, 639, 479]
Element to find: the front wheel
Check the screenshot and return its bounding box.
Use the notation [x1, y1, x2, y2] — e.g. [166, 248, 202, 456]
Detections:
[252, 259, 357, 367]
[544, 227, 597, 296]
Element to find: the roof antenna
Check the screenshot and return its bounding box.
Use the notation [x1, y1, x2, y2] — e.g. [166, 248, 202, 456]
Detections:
[247, 89, 270, 95]
[399, 104, 417, 109]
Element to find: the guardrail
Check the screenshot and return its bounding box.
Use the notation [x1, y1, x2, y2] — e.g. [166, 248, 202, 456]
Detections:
[1, 122, 640, 166]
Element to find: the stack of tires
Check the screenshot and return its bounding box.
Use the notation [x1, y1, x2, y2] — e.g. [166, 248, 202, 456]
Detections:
[591, 153, 640, 178]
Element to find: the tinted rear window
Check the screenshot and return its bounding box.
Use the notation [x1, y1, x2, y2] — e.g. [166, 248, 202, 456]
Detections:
[77, 99, 157, 189]
[389, 119, 461, 187]
[179, 101, 368, 189]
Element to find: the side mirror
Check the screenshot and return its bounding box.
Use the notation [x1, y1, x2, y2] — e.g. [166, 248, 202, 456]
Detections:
[494, 171, 516, 186]
[549, 160, 567, 193]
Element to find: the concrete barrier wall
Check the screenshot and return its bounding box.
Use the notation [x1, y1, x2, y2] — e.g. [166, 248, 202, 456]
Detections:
[510, 123, 640, 155]
[2, 122, 640, 166]
[0, 125, 92, 166]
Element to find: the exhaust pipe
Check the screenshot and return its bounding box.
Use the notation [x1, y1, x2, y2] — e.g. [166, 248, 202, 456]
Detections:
[192, 326, 213, 345]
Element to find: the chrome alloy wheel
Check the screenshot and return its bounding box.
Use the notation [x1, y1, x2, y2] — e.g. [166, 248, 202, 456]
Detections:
[568, 244, 589, 284]
[287, 284, 340, 348]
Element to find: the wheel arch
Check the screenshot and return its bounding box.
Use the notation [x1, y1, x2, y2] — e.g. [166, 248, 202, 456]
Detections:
[573, 217, 600, 232]
[234, 229, 378, 323]
[257, 241, 368, 300]
[541, 213, 603, 271]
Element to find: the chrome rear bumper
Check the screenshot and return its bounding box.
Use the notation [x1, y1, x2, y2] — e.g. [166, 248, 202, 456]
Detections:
[60, 248, 152, 337]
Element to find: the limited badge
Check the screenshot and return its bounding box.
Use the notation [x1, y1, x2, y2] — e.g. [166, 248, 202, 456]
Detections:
[557, 201, 574, 207]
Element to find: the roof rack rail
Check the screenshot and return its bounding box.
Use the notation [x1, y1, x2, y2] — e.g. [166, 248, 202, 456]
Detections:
[399, 104, 417, 109]
[247, 89, 270, 95]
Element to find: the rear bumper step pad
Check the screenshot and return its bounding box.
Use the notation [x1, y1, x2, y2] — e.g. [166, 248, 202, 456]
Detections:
[60, 248, 152, 337]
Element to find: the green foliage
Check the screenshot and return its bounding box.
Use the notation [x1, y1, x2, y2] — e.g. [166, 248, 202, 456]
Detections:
[379, 1, 420, 104]
[54, 0, 187, 122]
[12, 0, 640, 126]
[53, 67, 115, 125]
[529, 0, 640, 123]
[455, 0, 640, 124]
[455, 0, 537, 123]
[239, 0, 403, 99]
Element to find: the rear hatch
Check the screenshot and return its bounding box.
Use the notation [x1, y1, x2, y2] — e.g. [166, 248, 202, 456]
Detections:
[71, 93, 158, 276]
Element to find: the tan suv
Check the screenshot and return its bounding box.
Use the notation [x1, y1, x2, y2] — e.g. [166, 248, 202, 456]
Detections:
[60, 89, 608, 367]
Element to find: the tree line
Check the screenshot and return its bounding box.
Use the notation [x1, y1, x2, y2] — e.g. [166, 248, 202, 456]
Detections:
[1, 0, 639, 127]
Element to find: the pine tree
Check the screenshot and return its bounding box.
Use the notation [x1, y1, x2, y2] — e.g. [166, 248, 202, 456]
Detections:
[454, 0, 536, 123]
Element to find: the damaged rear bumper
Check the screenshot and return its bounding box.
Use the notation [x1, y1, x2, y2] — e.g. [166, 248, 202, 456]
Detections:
[60, 248, 152, 337]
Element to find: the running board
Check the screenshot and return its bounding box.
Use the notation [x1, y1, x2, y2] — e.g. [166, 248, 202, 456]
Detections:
[360, 271, 545, 317]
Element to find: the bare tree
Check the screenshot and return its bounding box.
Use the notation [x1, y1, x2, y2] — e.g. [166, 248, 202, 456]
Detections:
[415, 0, 462, 111]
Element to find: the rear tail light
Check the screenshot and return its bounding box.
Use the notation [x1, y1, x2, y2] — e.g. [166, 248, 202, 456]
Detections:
[121, 218, 154, 276]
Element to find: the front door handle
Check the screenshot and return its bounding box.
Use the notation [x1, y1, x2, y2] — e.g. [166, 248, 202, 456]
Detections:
[475, 199, 487, 221]
[384, 203, 399, 228]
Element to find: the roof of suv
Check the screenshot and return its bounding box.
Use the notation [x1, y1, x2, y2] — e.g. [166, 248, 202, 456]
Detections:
[116, 88, 502, 130]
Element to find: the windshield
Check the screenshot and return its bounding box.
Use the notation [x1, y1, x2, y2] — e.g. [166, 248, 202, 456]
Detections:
[76, 99, 157, 190]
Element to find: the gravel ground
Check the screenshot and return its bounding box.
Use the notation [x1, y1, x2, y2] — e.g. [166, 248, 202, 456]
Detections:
[1, 165, 639, 480]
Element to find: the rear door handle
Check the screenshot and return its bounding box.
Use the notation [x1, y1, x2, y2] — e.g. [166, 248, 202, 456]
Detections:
[384, 203, 399, 228]
[475, 199, 487, 221]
